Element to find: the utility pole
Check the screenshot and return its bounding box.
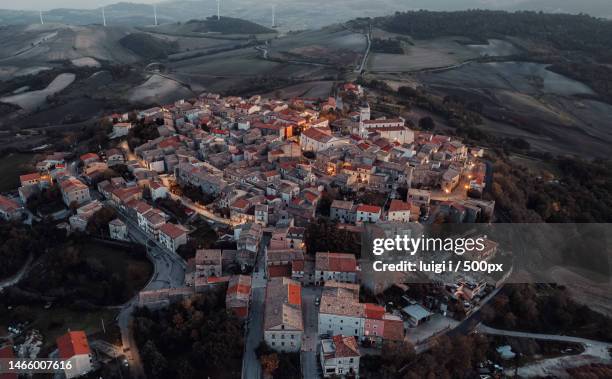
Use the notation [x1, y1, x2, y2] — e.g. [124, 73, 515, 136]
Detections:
[102, 6, 107, 27]
[39, 10, 44, 25]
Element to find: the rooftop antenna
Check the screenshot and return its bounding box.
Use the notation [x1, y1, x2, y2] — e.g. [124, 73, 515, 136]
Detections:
[216, 0, 220, 21]
[102, 6, 107, 27]
[39, 10, 44, 25]
[153, 4, 158, 26]
[272, 5, 276, 28]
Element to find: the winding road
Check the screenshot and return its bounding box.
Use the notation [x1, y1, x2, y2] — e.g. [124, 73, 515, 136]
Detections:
[110, 202, 186, 379]
[0, 254, 33, 291]
[477, 324, 612, 377]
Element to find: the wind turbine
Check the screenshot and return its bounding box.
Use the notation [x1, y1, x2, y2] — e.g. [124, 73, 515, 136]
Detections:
[102, 6, 107, 27]
[153, 4, 158, 26]
[39, 10, 44, 25]
[272, 5, 276, 28]
[216, 0, 221, 21]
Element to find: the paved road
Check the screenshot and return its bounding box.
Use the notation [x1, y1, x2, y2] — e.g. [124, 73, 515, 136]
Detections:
[168, 192, 234, 226]
[477, 324, 612, 355]
[0, 254, 33, 291]
[111, 203, 186, 379]
[355, 24, 371, 74]
[241, 236, 270, 379]
[477, 324, 612, 377]
[301, 286, 323, 379]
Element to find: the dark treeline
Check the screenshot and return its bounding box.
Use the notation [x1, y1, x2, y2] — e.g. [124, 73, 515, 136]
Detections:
[0, 221, 64, 281]
[491, 156, 612, 222]
[377, 10, 612, 62]
[187, 16, 276, 35]
[371, 38, 404, 54]
[133, 290, 244, 379]
[481, 284, 612, 342]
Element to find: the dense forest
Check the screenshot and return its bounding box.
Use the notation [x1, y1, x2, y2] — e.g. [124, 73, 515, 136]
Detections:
[133, 290, 244, 379]
[361, 334, 490, 378]
[0, 221, 64, 280]
[481, 284, 612, 342]
[19, 238, 147, 306]
[375, 10, 612, 62]
[489, 156, 612, 222]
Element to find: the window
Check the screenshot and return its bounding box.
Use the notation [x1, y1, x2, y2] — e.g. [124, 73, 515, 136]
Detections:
[349, 358, 354, 363]
[272, 335, 275, 339]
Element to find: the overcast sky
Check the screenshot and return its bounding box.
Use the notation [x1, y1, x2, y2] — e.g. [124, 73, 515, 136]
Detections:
[0, 0, 524, 11]
[0, 1, 158, 11]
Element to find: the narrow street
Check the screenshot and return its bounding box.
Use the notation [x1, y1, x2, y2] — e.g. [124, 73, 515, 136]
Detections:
[301, 286, 323, 379]
[168, 191, 234, 226]
[241, 235, 269, 379]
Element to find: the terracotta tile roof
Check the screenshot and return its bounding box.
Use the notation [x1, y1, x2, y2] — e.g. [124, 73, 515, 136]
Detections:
[288, 282, 301, 306]
[19, 173, 40, 183]
[0, 195, 21, 213]
[291, 259, 304, 272]
[60, 177, 87, 192]
[80, 153, 99, 162]
[315, 252, 357, 273]
[331, 335, 360, 358]
[57, 331, 90, 359]
[364, 303, 386, 320]
[231, 198, 250, 210]
[388, 199, 411, 213]
[158, 136, 181, 148]
[226, 275, 251, 303]
[301, 127, 332, 143]
[356, 204, 381, 214]
[268, 264, 292, 278]
[159, 223, 186, 239]
[383, 316, 405, 341]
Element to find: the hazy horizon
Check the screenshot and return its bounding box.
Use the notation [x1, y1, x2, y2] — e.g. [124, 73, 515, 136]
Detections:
[0, 0, 556, 12]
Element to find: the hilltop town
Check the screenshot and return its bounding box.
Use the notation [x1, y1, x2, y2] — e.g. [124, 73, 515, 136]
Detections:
[1, 81, 610, 379]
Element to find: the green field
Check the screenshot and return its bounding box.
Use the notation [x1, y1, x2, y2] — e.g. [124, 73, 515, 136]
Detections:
[0, 153, 35, 192]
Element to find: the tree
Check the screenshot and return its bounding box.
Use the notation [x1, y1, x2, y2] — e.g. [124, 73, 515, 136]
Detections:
[86, 206, 117, 236]
[382, 340, 416, 374]
[503, 312, 517, 329]
[141, 340, 168, 379]
[260, 353, 279, 378]
[418, 116, 435, 130]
